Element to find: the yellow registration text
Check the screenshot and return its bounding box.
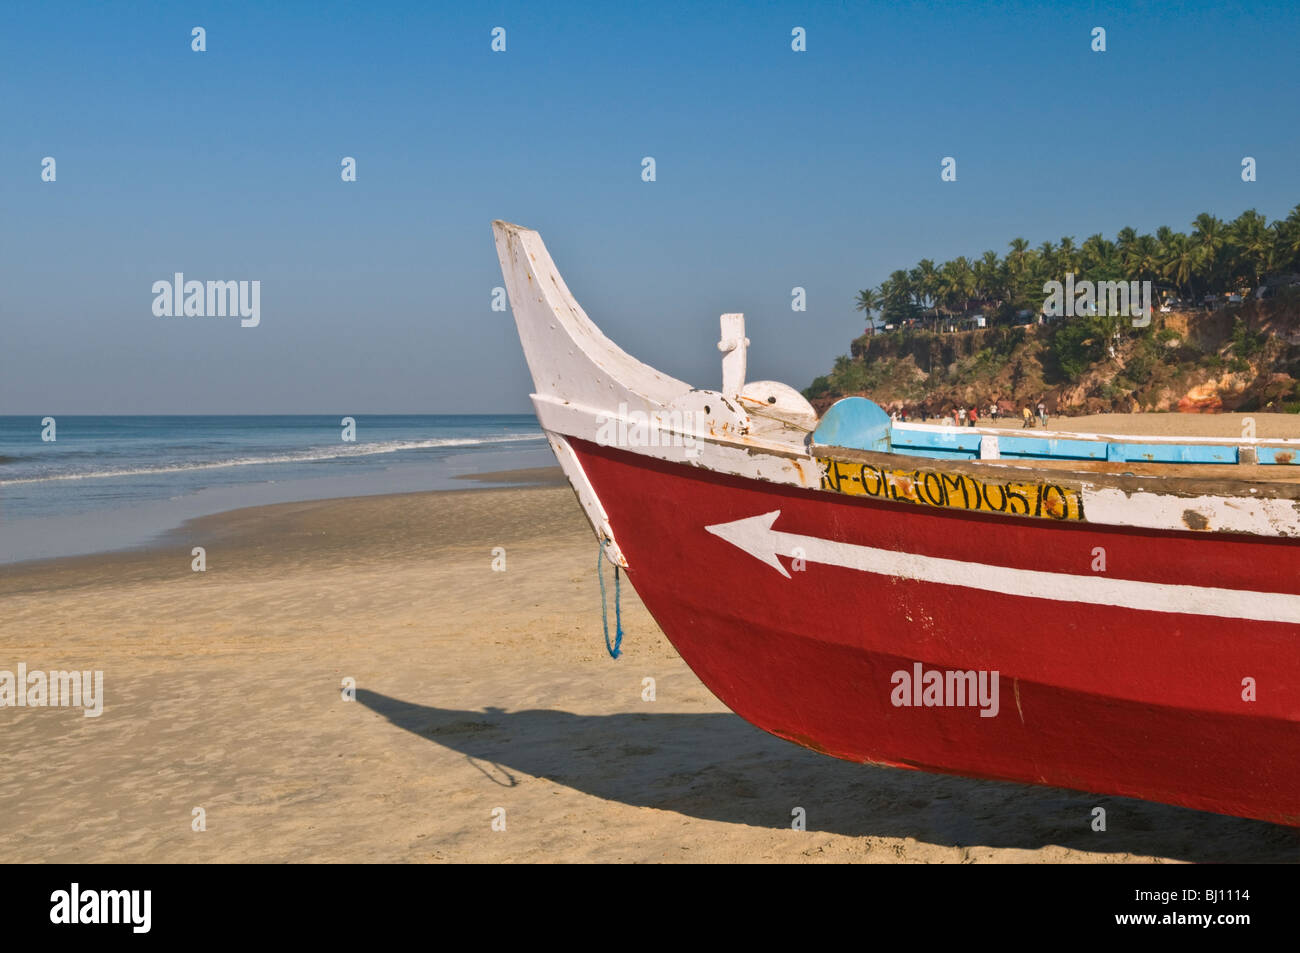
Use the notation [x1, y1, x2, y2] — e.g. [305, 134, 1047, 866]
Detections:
[818, 458, 1086, 521]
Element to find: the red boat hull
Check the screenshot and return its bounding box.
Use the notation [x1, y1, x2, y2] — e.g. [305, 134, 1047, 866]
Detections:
[571, 438, 1300, 825]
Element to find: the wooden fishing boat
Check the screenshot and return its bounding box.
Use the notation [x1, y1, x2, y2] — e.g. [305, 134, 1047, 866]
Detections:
[492, 220, 1300, 826]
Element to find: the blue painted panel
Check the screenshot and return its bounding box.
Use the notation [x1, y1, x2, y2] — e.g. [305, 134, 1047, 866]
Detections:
[812, 397, 891, 452]
[1257, 447, 1300, 465]
[891, 430, 983, 453]
[1113, 442, 1237, 464]
[900, 431, 1241, 464]
[891, 446, 980, 461]
[823, 416, 1300, 466]
[995, 436, 1108, 460]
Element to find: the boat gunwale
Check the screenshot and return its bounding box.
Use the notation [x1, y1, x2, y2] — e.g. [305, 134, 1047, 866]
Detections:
[807, 439, 1300, 500]
[540, 392, 1300, 503]
[893, 420, 1300, 448]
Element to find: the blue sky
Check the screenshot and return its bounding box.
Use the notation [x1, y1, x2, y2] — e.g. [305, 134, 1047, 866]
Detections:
[2, 0, 1297, 413]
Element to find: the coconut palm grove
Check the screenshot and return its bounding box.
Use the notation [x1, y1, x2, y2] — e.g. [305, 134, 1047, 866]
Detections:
[853, 205, 1300, 331]
[806, 205, 1300, 417]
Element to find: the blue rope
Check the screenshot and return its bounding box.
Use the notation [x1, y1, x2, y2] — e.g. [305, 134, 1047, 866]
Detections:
[598, 540, 624, 659]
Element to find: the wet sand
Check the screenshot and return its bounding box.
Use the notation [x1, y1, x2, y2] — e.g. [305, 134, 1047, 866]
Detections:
[2, 444, 1298, 863]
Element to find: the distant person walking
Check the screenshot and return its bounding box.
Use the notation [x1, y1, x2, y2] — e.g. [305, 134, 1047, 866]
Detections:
[989, 402, 998, 420]
[967, 407, 978, 427]
[1038, 402, 1048, 427]
[1022, 406, 1033, 428]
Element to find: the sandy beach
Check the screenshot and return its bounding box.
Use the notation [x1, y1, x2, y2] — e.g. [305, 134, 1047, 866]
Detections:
[3, 419, 1299, 863]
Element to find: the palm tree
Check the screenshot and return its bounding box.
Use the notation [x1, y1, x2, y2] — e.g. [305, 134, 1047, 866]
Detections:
[1006, 238, 1031, 305]
[1230, 209, 1272, 288]
[1081, 233, 1118, 280]
[878, 270, 917, 326]
[1034, 240, 1058, 291]
[1191, 213, 1228, 293]
[940, 257, 976, 315]
[915, 259, 941, 325]
[1131, 233, 1160, 284]
[854, 288, 880, 330]
[908, 266, 926, 310]
[974, 250, 1004, 306]
[1058, 237, 1079, 276]
[1116, 226, 1138, 276]
[1278, 205, 1300, 272]
[886, 270, 910, 297]
[1161, 232, 1196, 297]
[877, 277, 897, 325]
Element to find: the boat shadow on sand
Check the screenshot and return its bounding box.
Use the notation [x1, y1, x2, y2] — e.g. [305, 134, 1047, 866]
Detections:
[357, 689, 1298, 862]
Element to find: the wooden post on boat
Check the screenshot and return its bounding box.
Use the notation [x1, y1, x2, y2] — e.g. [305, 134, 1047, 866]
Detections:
[718, 313, 749, 397]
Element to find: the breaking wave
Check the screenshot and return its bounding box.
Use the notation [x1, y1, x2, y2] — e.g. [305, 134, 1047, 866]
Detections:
[0, 434, 545, 485]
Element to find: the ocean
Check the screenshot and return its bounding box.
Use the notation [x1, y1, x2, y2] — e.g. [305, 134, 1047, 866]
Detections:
[0, 415, 549, 564]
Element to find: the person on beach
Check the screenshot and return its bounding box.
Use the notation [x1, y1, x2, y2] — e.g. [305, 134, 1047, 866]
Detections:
[968, 407, 978, 427]
[1022, 406, 1033, 428]
[1038, 401, 1048, 427]
[989, 402, 998, 421]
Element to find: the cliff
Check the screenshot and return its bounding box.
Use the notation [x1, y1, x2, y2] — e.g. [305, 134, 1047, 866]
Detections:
[803, 299, 1300, 417]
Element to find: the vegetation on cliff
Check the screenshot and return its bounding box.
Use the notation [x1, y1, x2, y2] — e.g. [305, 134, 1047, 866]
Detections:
[849, 205, 1300, 330]
[805, 296, 1300, 417]
[807, 205, 1300, 416]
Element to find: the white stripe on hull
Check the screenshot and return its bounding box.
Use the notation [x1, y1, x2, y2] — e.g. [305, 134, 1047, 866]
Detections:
[706, 510, 1300, 623]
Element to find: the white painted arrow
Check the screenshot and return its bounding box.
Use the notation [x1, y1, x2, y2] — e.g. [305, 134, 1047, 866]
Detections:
[705, 510, 1300, 624]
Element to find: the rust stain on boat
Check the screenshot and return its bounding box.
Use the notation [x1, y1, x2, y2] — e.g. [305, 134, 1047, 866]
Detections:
[1182, 509, 1210, 530]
